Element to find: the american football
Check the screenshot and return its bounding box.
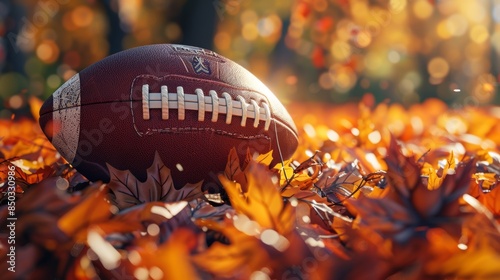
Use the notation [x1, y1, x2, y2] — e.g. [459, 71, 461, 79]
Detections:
[39, 44, 298, 187]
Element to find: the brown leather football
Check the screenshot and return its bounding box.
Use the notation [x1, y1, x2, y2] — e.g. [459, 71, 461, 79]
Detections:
[39, 44, 298, 187]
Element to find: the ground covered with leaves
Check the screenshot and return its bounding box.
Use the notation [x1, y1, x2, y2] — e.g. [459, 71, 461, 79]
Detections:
[1, 97, 500, 279]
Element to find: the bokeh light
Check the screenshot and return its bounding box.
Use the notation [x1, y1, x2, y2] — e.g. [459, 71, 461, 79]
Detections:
[1, 0, 500, 117]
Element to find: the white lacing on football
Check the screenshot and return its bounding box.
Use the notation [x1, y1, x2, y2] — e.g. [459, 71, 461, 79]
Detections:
[142, 85, 271, 131]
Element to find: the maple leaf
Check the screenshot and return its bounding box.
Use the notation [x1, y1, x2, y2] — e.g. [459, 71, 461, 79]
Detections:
[192, 215, 271, 278]
[192, 160, 318, 278]
[384, 137, 421, 198]
[347, 138, 475, 243]
[223, 147, 245, 184]
[192, 217, 271, 278]
[107, 151, 203, 210]
[219, 160, 294, 234]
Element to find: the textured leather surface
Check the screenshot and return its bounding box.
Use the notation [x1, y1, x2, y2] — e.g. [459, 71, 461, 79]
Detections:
[39, 44, 298, 188]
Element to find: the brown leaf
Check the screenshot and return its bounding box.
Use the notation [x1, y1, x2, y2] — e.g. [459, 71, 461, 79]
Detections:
[385, 136, 421, 198]
[224, 147, 243, 181]
[107, 151, 203, 210]
[346, 194, 416, 242]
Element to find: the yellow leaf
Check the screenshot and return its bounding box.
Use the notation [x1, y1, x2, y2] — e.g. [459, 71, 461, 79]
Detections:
[219, 161, 294, 235]
[254, 149, 274, 167]
[472, 172, 497, 191]
[224, 147, 243, 180]
[29, 96, 44, 122]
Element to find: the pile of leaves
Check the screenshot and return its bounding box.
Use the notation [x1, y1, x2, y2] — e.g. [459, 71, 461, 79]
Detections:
[1, 96, 500, 279]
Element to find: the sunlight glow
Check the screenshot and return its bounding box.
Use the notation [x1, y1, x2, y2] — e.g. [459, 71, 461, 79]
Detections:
[87, 230, 121, 270]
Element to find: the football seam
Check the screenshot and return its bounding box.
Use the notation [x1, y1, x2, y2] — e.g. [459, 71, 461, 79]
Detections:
[138, 126, 271, 140]
[140, 84, 272, 130]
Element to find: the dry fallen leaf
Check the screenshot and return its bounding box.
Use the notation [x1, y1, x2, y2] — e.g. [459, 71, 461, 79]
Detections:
[219, 161, 294, 235]
[107, 151, 203, 210]
[347, 137, 474, 243]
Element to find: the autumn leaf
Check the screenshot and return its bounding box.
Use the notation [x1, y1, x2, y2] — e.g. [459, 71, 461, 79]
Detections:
[192, 215, 318, 279]
[67, 201, 198, 280]
[254, 149, 274, 166]
[384, 136, 421, 198]
[347, 139, 474, 243]
[107, 151, 203, 210]
[191, 160, 306, 278]
[58, 183, 120, 242]
[192, 217, 271, 278]
[224, 147, 243, 181]
[319, 161, 365, 201]
[476, 150, 500, 174]
[8, 95, 500, 279]
[426, 224, 500, 279]
[123, 228, 201, 280]
[276, 153, 321, 191]
[117, 200, 200, 245]
[219, 160, 294, 235]
[472, 172, 497, 192]
[476, 186, 500, 223]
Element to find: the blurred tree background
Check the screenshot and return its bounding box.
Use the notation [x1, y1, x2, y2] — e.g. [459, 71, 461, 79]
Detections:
[1, 0, 500, 119]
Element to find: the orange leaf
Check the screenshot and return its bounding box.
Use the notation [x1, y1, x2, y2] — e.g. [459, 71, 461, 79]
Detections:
[58, 184, 113, 242]
[478, 187, 500, 222]
[254, 149, 273, 167]
[135, 228, 200, 280]
[192, 218, 271, 277]
[219, 161, 294, 235]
